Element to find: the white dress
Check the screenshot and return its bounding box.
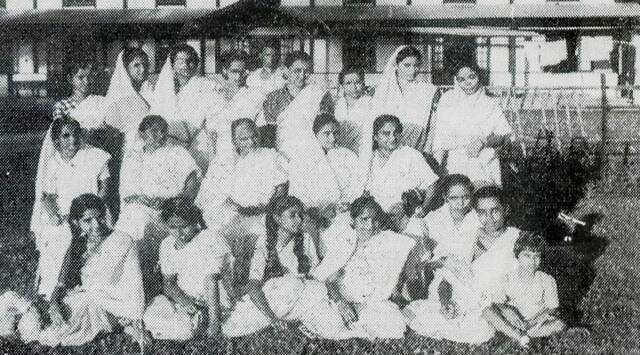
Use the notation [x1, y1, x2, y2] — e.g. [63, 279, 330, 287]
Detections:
[493, 270, 559, 321]
[36, 146, 111, 300]
[404, 227, 520, 344]
[432, 88, 513, 185]
[144, 230, 233, 340]
[362, 145, 438, 211]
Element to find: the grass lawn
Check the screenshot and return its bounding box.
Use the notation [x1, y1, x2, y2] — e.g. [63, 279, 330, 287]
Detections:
[1, 151, 639, 354]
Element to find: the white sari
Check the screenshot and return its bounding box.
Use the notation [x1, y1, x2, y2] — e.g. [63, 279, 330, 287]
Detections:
[38, 231, 144, 347]
[288, 146, 360, 211]
[193, 84, 266, 165]
[103, 51, 153, 153]
[275, 85, 329, 161]
[361, 145, 438, 211]
[195, 147, 288, 231]
[334, 94, 371, 155]
[116, 143, 200, 241]
[150, 57, 216, 165]
[404, 227, 520, 344]
[246, 67, 286, 94]
[432, 88, 513, 186]
[35, 146, 111, 300]
[312, 226, 416, 339]
[365, 46, 438, 162]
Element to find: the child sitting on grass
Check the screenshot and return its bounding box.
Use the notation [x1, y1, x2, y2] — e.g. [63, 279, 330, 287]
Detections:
[484, 231, 566, 347]
[143, 198, 235, 340]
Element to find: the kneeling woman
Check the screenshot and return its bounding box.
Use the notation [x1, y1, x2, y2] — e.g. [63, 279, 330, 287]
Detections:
[144, 198, 235, 340]
[38, 194, 145, 347]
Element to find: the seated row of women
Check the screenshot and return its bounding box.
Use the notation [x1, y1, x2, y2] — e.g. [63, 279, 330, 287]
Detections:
[4, 170, 564, 348]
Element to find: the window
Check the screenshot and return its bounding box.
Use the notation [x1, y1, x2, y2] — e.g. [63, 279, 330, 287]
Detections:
[443, 0, 475, 3]
[476, 37, 490, 70]
[343, 0, 375, 5]
[431, 37, 444, 72]
[156, 0, 186, 5]
[342, 37, 376, 73]
[63, 0, 96, 6]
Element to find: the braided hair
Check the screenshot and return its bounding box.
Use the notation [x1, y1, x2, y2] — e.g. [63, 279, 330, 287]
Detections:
[263, 195, 310, 281]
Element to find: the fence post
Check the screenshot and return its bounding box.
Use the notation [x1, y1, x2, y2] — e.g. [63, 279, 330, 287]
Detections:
[600, 73, 609, 178]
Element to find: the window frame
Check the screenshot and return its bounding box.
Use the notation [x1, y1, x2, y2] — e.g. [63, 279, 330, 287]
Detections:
[62, 0, 96, 7]
[156, 0, 187, 6]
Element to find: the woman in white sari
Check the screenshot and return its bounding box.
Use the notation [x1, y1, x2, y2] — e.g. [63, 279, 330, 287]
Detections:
[37, 194, 145, 347]
[361, 115, 438, 213]
[33, 118, 112, 301]
[400, 174, 478, 301]
[404, 185, 519, 344]
[103, 47, 153, 154]
[150, 44, 216, 168]
[288, 113, 361, 255]
[31, 58, 102, 241]
[311, 196, 416, 339]
[193, 51, 266, 166]
[196, 118, 288, 287]
[432, 63, 513, 186]
[364, 46, 439, 163]
[334, 67, 371, 154]
[116, 115, 201, 299]
[246, 46, 286, 94]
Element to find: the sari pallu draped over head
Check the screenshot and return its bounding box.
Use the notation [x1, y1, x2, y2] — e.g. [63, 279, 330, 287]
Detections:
[275, 85, 329, 161]
[103, 50, 153, 153]
[149, 56, 216, 166]
[362, 46, 439, 163]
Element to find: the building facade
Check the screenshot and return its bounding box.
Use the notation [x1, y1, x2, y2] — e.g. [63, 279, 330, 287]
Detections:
[0, 0, 638, 97]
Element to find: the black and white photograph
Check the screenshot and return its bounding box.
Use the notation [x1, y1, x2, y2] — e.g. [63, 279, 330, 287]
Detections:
[0, 0, 636, 353]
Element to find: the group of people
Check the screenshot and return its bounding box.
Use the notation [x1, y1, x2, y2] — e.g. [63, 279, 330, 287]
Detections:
[0, 42, 566, 349]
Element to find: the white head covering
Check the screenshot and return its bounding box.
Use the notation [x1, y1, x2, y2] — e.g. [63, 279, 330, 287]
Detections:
[105, 51, 147, 109]
[150, 57, 180, 123]
[369, 45, 410, 119]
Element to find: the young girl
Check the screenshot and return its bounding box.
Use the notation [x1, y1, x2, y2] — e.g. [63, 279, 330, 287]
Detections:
[484, 232, 566, 346]
[144, 198, 235, 340]
[37, 194, 145, 347]
[222, 196, 321, 337]
[312, 196, 415, 339]
[34, 118, 112, 301]
[361, 114, 438, 213]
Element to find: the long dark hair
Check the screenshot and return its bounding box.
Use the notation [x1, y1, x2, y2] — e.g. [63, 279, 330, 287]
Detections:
[263, 195, 309, 281]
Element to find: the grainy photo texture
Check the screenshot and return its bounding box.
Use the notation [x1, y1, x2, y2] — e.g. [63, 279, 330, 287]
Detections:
[0, 1, 635, 353]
